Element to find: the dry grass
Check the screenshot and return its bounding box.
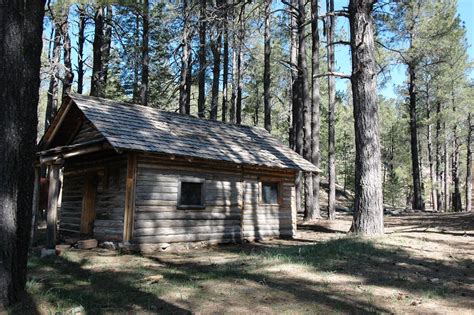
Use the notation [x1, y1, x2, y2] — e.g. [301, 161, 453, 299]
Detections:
[10, 212, 474, 314]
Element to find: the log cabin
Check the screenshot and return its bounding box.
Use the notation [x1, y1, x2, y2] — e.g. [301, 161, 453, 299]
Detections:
[36, 94, 319, 250]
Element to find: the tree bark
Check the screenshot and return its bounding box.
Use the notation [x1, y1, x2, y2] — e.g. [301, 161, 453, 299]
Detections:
[179, 0, 191, 114]
[230, 5, 237, 124]
[102, 5, 112, 90]
[0, 0, 44, 306]
[140, 0, 149, 106]
[349, 0, 383, 234]
[408, 63, 424, 210]
[90, 6, 104, 97]
[45, 26, 61, 129]
[427, 105, 437, 211]
[198, 0, 207, 118]
[444, 126, 450, 212]
[236, 3, 244, 125]
[132, 11, 140, 102]
[60, 7, 73, 101]
[185, 53, 192, 114]
[466, 113, 472, 212]
[77, 4, 86, 94]
[309, 0, 321, 220]
[221, 0, 229, 122]
[263, 0, 272, 132]
[451, 91, 462, 211]
[295, 0, 313, 219]
[435, 101, 443, 210]
[326, 0, 336, 220]
[210, 1, 223, 121]
[289, 0, 298, 150]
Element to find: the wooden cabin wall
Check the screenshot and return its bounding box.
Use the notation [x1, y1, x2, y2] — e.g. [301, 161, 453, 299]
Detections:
[132, 153, 296, 244]
[94, 162, 127, 240]
[241, 177, 295, 240]
[59, 174, 86, 234]
[59, 154, 127, 240]
[133, 155, 243, 243]
[70, 120, 103, 145]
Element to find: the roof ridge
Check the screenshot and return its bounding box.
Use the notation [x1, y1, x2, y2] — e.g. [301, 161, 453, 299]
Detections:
[69, 93, 268, 133]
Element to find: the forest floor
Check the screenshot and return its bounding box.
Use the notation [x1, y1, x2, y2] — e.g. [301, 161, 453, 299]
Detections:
[10, 211, 474, 314]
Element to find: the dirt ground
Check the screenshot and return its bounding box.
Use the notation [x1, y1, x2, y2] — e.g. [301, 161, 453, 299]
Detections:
[11, 212, 474, 314]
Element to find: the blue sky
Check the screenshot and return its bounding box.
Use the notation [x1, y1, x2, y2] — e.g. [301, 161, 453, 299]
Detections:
[331, 0, 474, 99]
[52, 1, 473, 100]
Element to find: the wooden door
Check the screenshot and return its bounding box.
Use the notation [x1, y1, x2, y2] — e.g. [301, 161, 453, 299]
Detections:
[80, 174, 98, 236]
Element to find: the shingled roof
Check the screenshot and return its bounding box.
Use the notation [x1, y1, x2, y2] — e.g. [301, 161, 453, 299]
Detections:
[48, 94, 319, 172]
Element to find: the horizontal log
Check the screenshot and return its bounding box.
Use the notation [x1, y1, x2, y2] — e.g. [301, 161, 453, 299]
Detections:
[135, 211, 241, 220]
[242, 218, 292, 226]
[133, 225, 241, 237]
[134, 219, 241, 229]
[136, 205, 241, 212]
[94, 227, 123, 235]
[136, 176, 178, 184]
[137, 162, 242, 176]
[242, 229, 293, 238]
[60, 216, 81, 223]
[132, 231, 242, 244]
[59, 228, 80, 234]
[135, 186, 178, 194]
[94, 219, 123, 227]
[135, 199, 178, 206]
[136, 192, 178, 201]
[242, 215, 293, 222]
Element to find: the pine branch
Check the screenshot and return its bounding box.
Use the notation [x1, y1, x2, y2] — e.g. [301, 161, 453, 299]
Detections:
[313, 72, 351, 79]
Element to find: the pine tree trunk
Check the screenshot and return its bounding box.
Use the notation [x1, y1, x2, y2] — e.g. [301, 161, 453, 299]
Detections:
[427, 106, 437, 211]
[77, 4, 86, 94]
[179, 0, 191, 114]
[132, 12, 140, 102]
[102, 6, 112, 90]
[452, 92, 462, 211]
[230, 9, 237, 124]
[185, 54, 192, 114]
[60, 7, 73, 101]
[435, 101, 443, 210]
[295, 0, 313, 219]
[466, 113, 472, 212]
[90, 6, 104, 97]
[236, 3, 244, 125]
[140, 0, 149, 106]
[444, 128, 450, 212]
[198, 0, 207, 118]
[263, 0, 272, 132]
[0, 1, 44, 306]
[289, 1, 298, 151]
[349, 0, 383, 234]
[289, 0, 302, 213]
[210, 31, 222, 120]
[309, 0, 321, 219]
[408, 63, 424, 210]
[221, 2, 229, 122]
[45, 26, 61, 129]
[326, 0, 336, 220]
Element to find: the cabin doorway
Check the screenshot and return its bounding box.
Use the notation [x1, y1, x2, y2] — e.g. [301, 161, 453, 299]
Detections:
[80, 173, 98, 237]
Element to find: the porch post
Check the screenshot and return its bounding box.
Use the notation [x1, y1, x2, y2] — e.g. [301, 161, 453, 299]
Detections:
[46, 160, 63, 249]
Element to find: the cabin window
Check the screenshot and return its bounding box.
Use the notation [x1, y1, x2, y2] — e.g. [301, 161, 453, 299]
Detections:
[261, 182, 279, 204]
[178, 180, 205, 209]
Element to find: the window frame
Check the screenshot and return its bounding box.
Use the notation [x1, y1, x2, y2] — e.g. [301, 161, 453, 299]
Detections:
[259, 180, 281, 205]
[177, 177, 206, 210]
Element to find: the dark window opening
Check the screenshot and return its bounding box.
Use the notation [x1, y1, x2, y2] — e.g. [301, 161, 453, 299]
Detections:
[262, 182, 279, 204]
[179, 182, 204, 208]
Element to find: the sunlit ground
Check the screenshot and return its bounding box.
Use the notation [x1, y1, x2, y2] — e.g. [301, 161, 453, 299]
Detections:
[10, 212, 474, 314]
